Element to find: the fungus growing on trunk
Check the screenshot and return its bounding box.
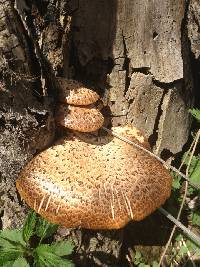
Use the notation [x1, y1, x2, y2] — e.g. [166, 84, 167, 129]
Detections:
[56, 105, 104, 132]
[57, 78, 100, 105]
[16, 126, 172, 229]
[16, 79, 172, 229]
[55, 79, 104, 132]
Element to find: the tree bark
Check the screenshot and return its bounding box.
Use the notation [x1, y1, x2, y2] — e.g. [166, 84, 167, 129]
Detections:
[0, 0, 55, 228]
[0, 0, 199, 266]
[72, 0, 193, 157]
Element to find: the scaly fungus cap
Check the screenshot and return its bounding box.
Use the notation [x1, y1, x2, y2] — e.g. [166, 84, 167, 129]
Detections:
[56, 105, 104, 132]
[57, 78, 100, 105]
[16, 126, 172, 229]
[56, 78, 104, 132]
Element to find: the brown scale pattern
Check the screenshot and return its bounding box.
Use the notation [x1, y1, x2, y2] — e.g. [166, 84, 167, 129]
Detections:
[57, 78, 100, 105]
[56, 105, 104, 132]
[16, 126, 172, 229]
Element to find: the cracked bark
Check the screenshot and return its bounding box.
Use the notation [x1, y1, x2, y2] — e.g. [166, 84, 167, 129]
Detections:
[0, 0, 55, 229]
[0, 0, 199, 266]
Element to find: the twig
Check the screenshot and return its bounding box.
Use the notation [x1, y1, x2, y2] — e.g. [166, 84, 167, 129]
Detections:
[158, 207, 200, 246]
[102, 127, 200, 190]
[183, 247, 200, 267]
[158, 134, 199, 267]
[181, 239, 197, 267]
[126, 249, 135, 267]
[158, 130, 200, 266]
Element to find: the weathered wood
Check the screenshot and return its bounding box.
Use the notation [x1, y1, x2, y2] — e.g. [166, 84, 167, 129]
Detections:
[114, 0, 185, 83]
[0, 0, 55, 228]
[188, 0, 200, 59]
[72, 0, 192, 156]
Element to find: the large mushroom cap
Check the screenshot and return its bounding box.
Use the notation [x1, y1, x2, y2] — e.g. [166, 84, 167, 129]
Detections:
[57, 78, 100, 105]
[16, 126, 172, 229]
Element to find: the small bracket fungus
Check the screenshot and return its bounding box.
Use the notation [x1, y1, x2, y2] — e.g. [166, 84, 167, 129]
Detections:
[55, 79, 104, 132]
[16, 79, 172, 229]
[56, 105, 104, 132]
[57, 78, 100, 105]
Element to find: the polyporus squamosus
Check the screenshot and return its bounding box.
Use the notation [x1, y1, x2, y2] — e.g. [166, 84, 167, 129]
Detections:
[16, 79, 172, 229]
[16, 126, 172, 229]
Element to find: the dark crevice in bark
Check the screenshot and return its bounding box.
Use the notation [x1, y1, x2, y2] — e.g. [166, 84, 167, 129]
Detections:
[22, 4, 61, 99]
[191, 55, 200, 108]
[0, 115, 6, 128]
[186, 0, 200, 110]
[15, 189, 26, 207]
[148, 90, 166, 148]
[160, 149, 174, 161]
[107, 57, 115, 75]
[12, 3, 44, 99]
[122, 33, 131, 97]
[70, 43, 112, 95]
[152, 31, 159, 40]
[153, 78, 183, 89]
[180, 0, 193, 103]
[12, 3, 41, 77]
[112, 114, 127, 118]
[172, 3, 196, 160]
[0, 210, 3, 230]
[132, 67, 150, 75]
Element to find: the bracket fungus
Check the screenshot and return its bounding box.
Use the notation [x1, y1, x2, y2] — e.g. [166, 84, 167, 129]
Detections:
[57, 78, 100, 106]
[56, 105, 104, 133]
[16, 79, 172, 230]
[55, 78, 104, 132]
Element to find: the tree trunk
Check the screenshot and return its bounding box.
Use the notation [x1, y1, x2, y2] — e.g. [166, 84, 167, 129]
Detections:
[0, 0, 199, 266]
